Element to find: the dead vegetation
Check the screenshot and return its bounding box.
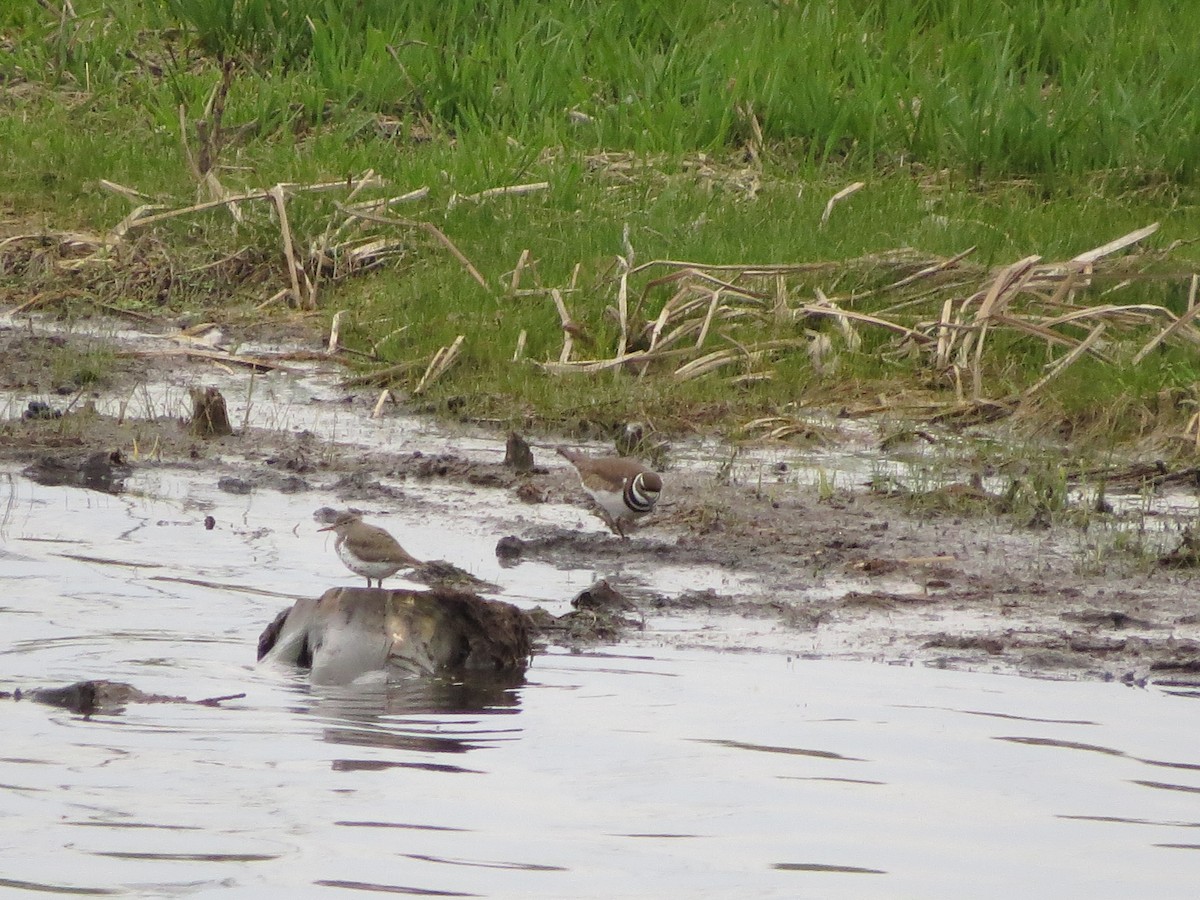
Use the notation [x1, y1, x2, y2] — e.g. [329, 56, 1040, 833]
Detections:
[534, 221, 1191, 427]
[2, 110, 1198, 446]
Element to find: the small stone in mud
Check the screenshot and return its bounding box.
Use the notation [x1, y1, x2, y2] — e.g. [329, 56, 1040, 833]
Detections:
[23, 400, 62, 420]
[24, 449, 131, 494]
[217, 476, 252, 495]
[496, 535, 524, 560]
[411, 559, 501, 593]
[572, 579, 635, 612]
[277, 475, 309, 493]
[1061, 609, 1153, 630]
[515, 481, 547, 503]
[1158, 528, 1200, 568]
[204, 515, 216, 530]
[504, 432, 535, 473]
[857, 558, 904, 576]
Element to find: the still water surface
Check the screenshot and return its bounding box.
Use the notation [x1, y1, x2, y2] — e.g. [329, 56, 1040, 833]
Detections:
[3, 471, 1200, 898]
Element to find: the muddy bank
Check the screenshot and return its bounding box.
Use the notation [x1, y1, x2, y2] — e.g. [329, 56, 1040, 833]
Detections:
[3, 319, 1199, 683]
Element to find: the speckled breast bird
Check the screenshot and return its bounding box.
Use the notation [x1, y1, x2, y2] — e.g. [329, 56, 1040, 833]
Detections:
[319, 511, 422, 588]
[556, 446, 663, 538]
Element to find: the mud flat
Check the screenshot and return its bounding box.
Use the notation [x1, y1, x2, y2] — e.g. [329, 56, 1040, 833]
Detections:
[3, 316, 1200, 684]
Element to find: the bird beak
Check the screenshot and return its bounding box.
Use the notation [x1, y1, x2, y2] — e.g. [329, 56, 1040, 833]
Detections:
[317, 524, 334, 532]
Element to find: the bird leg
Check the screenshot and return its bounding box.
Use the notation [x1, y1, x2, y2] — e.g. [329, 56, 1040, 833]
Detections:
[597, 507, 627, 539]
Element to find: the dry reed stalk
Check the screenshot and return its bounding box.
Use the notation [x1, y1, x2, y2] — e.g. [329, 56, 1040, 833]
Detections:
[793, 304, 929, 342]
[135, 347, 287, 373]
[820, 181, 865, 228]
[674, 338, 805, 381]
[310, 169, 378, 303]
[454, 181, 550, 204]
[616, 224, 634, 357]
[343, 187, 430, 213]
[642, 267, 770, 303]
[368, 325, 407, 357]
[371, 388, 392, 418]
[98, 179, 148, 202]
[413, 334, 465, 395]
[883, 247, 978, 294]
[696, 290, 723, 349]
[113, 176, 382, 237]
[551, 289, 576, 363]
[630, 258, 840, 278]
[339, 206, 489, 291]
[1039, 303, 1187, 332]
[513, 329, 527, 362]
[742, 416, 822, 440]
[812, 288, 862, 350]
[970, 256, 1041, 400]
[1020, 322, 1107, 399]
[539, 345, 700, 375]
[934, 297, 955, 369]
[510, 249, 531, 293]
[646, 287, 692, 351]
[341, 361, 414, 388]
[990, 314, 1107, 358]
[1073, 223, 1160, 264]
[269, 183, 310, 309]
[326, 310, 346, 354]
[1133, 274, 1200, 364]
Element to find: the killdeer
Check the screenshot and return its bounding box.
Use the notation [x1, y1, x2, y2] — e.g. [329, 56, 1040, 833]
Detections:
[319, 511, 422, 588]
[556, 446, 662, 538]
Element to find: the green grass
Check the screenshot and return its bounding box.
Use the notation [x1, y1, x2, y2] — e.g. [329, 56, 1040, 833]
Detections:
[2, 0, 1200, 449]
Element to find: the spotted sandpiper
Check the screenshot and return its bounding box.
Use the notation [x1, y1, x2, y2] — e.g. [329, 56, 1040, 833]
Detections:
[556, 446, 663, 538]
[319, 511, 422, 588]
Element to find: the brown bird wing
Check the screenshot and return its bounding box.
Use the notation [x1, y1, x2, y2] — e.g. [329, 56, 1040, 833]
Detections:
[353, 524, 421, 565]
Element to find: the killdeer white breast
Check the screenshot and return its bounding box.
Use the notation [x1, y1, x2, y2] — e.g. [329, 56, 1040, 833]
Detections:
[319, 511, 422, 588]
[556, 446, 662, 538]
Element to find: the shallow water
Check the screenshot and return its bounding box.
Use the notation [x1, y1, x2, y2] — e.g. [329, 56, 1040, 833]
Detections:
[3, 470, 1200, 897]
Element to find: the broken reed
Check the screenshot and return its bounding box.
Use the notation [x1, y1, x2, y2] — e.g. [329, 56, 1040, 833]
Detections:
[533, 221, 1192, 425]
[6, 159, 1197, 435]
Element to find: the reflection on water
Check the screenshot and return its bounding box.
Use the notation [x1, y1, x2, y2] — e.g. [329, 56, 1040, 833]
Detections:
[310, 672, 525, 762]
[4, 471, 1200, 897]
[4, 644, 1200, 897]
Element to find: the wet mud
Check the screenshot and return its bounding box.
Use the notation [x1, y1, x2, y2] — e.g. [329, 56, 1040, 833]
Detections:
[3, 320, 1200, 684]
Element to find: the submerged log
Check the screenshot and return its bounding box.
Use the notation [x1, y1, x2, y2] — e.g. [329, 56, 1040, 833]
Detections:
[0, 680, 245, 716]
[258, 586, 533, 684]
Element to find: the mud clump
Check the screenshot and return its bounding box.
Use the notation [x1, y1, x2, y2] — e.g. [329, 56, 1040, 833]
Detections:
[23, 449, 132, 494]
[259, 585, 533, 682]
[189, 386, 234, 437]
